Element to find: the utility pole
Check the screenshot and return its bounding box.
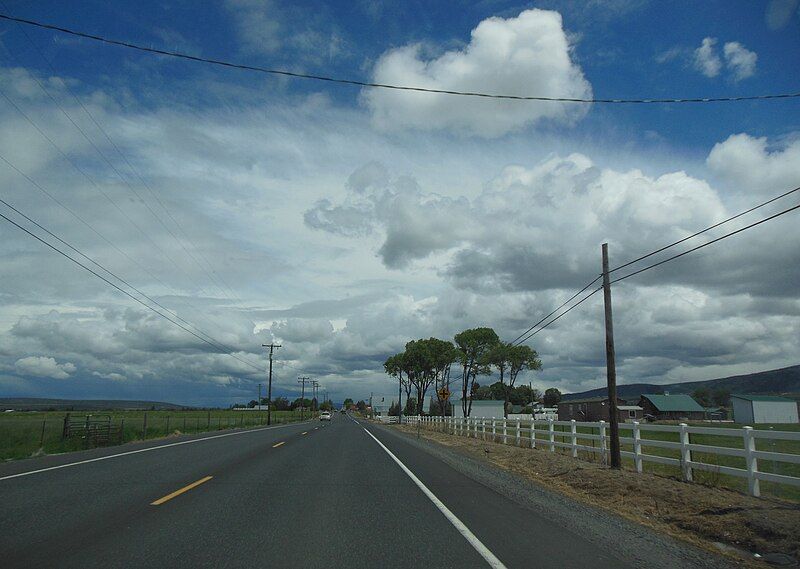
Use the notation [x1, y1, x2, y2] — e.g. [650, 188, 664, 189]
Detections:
[602, 243, 621, 469]
[258, 383, 262, 410]
[262, 343, 281, 425]
[298, 377, 310, 420]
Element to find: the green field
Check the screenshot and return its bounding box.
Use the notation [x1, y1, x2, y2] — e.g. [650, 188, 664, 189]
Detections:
[0, 409, 310, 461]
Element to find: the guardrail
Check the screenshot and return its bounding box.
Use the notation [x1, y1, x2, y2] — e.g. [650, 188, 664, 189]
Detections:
[403, 415, 800, 498]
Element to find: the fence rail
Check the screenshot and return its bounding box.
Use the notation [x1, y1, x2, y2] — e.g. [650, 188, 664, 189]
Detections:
[403, 415, 800, 498]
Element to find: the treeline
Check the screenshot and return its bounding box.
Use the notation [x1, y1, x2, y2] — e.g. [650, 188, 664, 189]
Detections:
[384, 327, 542, 418]
[235, 397, 335, 411]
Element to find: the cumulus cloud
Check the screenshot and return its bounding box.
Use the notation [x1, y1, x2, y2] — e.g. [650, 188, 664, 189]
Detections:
[364, 9, 592, 136]
[693, 37, 722, 77]
[15, 356, 76, 380]
[707, 133, 800, 193]
[690, 38, 757, 81]
[723, 42, 757, 81]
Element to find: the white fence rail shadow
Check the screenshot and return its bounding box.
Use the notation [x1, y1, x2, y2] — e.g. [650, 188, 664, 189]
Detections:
[402, 415, 800, 498]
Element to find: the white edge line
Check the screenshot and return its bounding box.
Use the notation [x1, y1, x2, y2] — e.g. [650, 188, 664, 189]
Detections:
[0, 421, 311, 482]
[362, 426, 507, 569]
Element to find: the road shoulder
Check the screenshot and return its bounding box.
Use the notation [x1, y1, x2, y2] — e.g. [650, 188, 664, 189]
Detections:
[369, 421, 764, 569]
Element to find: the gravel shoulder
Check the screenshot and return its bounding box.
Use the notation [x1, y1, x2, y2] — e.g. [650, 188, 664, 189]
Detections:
[376, 422, 799, 568]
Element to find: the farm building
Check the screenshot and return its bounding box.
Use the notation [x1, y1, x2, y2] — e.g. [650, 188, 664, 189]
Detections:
[731, 395, 799, 424]
[557, 396, 632, 422]
[451, 399, 505, 419]
[638, 394, 704, 421]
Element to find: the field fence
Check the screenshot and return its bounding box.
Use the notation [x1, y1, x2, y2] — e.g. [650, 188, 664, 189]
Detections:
[0, 411, 307, 460]
[404, 415, 800, 498]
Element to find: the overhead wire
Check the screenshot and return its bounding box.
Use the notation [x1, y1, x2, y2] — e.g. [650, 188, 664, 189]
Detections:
[609, 185, 800, 275]
[0, 207, 264, 371]
[4, 19, 261, 330]
[610, 202, 800, 284]
[1, 12, 798, 105]
[513, 192, 800, 345]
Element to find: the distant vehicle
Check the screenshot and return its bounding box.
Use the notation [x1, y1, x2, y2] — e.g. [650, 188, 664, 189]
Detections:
[340, 408, 346, 414]
[320, 411, 331, 421]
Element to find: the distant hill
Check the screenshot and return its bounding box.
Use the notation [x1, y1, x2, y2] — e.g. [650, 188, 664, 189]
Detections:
[0, 398, 186, 411]
[562, 365, 800, 402]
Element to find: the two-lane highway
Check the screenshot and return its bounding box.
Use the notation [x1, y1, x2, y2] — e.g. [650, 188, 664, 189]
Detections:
[0, 414, 727, 568]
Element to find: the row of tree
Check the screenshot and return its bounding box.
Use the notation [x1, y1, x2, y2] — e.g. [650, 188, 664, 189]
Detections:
[238, 397, 335, 411]
[384, 327, 543, 418]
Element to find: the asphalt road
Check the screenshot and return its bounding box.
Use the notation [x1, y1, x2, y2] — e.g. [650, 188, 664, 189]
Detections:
[0, 414, 729, 568]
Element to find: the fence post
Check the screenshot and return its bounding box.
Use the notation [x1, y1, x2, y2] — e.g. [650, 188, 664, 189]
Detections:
[62, 412, 70, 440]
[502, 419, 508, 445]
[207, 411, 211, 429]
[548, 418, 555, 452]
[166, 416, 170, 433]
[679, 423, 693, 482]
[570, 420, 577, 458]
[142, 412, 148, 440]
[119, 418, 125, 443]
[743, 426, 760, 497]
[516, 418, 521, 446]
[482, 419, 486, 440]
[633, 421, 643, 473]
[531, 420, 536, 448]
[40, 419, 47, 448]
[492, 419, 496, 442]
[599, 421, 607, 465]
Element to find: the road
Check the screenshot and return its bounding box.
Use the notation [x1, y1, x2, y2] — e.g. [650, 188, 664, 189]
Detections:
[0, 413, 728, 568]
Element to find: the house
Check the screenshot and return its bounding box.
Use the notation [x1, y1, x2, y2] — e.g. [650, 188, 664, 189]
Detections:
[451, 399, 505, 419]
[638, 394, 704, 421]
[557, 396, 631, 422]
[371, 393, 409, 417]
[731, 395, 799, 424]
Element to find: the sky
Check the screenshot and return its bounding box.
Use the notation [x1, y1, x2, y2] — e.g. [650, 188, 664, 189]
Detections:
[0, 0, 798, 407]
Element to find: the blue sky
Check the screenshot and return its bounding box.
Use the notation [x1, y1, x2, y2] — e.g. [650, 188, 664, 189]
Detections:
[0, 1, 798, 406]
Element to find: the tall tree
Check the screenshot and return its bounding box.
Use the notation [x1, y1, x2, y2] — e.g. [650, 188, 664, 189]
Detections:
[505, 344, 543, 416]
[454, 328, 499, 417]
[543, 387, 561, 407]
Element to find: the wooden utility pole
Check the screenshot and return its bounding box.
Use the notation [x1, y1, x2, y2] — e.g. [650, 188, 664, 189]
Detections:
[602, 243, 622, 468]
[262, 343, 281, 425]
[298, 377, 310, 420]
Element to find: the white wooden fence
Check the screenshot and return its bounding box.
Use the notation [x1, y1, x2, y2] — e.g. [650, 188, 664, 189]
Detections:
[403, 415, 800, 498]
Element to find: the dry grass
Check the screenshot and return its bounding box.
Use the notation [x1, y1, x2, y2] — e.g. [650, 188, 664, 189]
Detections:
[393, 424, 800, 565]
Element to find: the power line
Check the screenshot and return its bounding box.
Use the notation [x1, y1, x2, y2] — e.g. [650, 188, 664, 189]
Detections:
[510, 275, 601, 345]
[2, 12, 798, 105]
[0, 142, 250, 353]
[514, 197, 800, 345]
[515, 287, 602, 345]
[611, 202, 800, 284]
[0, 207, 264, 372]
[610, 185, 800, 275]
[0, 196, 260, 369]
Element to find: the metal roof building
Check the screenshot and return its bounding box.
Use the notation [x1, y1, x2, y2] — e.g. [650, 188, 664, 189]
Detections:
[731, 395, 799, 424]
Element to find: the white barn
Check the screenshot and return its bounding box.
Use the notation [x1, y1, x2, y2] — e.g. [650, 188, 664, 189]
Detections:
[731, 395, 799, 424]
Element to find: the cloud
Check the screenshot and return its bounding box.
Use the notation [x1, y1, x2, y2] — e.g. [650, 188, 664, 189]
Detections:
[765, 0, 799, 30]
[723, 42, 757, 81]
[364, 9, 592, 136]
[225, 0, 347, 64]
[706, 133, 800, 193]
[689, 38, 757, 81]
[15, 356, 76, 380]
[693, 37, 722, 77]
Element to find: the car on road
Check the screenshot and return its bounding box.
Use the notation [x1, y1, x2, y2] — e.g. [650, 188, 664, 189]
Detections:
[319, 411, 331, 421]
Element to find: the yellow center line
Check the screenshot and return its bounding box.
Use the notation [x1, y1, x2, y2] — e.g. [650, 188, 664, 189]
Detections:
[272, 441, 285, 448]
[151, 475, 213, 506]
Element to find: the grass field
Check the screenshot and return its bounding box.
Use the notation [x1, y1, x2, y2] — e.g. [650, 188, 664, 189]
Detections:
[0, 409, 309, 461]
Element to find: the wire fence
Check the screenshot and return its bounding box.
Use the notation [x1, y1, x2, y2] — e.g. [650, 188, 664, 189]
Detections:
[0, 410, 309, 460]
